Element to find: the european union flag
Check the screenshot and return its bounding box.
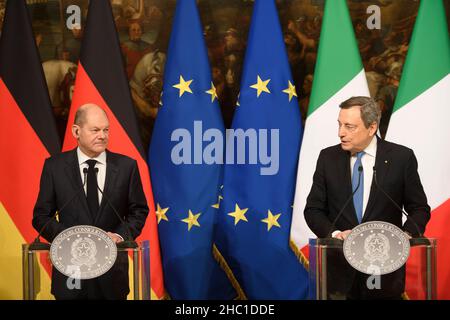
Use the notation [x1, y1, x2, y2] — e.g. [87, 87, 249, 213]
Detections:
[148, 0, 235, 299]
[214, 0, 309, 299]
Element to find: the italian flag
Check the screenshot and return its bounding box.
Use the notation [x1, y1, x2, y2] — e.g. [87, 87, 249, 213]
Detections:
[290, 0, 370, 259]
[385, 0, 450, 300]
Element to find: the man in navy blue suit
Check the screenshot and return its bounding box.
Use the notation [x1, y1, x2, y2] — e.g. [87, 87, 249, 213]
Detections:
[33, 104, 148, 300]
[304, 96, 430, 299]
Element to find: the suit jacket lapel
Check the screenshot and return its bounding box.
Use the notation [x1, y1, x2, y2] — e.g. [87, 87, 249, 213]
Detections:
[64, 149, 92, 223]
[339, 148, 360, 226]
[95, 151, 118, 225]
[363, 137, 392, 222]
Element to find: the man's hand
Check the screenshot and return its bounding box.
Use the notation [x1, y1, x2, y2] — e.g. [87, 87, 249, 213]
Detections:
[107, 232, 123, 243]
[334, 230, 352, 240]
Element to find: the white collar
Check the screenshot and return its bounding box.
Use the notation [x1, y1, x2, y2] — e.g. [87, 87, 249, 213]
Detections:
[362, 136, 377, 158]
[77, 147, 106, 165]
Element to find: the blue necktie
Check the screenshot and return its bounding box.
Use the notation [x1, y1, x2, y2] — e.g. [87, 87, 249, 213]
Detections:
[352, 152, 364, 223]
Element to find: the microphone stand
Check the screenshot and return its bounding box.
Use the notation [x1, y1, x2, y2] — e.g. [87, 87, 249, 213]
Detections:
[95, 168, 138, 249]
[373, 166, 424, 239]
[29, 169, 89, 251]
[325, 166, 363, 238]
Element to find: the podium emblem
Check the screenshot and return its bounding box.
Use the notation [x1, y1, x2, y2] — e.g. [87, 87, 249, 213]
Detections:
[50, 225, 117, 279]
[343, 221, 410, 275]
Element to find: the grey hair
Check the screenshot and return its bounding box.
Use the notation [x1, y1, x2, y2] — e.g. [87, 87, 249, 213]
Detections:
[74, 107, 87, 126]
[339, 96, 381, 128]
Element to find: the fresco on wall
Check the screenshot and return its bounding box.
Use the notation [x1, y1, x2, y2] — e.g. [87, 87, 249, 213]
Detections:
[1, 0, 449, 149]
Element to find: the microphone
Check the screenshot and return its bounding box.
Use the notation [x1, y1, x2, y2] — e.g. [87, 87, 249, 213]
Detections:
[30, 168, 89, 250]
[326, 166, 363, 238]
[373, 166, 423, 237]
[94, 168, 138, 249]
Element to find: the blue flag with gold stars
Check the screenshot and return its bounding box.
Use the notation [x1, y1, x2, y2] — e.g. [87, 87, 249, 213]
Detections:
[148, 0, 235, 299]
[213, 0, 308, 299]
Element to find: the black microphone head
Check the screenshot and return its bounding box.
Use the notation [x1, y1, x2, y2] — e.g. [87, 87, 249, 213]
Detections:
[358, 166, 363, 172]
[83, 168, 88, 174]
[95, 168, 99, 173]
[373, 166, 377, 172]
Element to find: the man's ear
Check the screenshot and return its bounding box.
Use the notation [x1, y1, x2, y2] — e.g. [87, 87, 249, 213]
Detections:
[369, 122, 378, 136]
[72, 125, 80, 139]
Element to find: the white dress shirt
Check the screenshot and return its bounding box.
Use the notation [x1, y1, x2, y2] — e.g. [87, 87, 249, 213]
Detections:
[77, 147, 106, 204]
[332, 136, 377, 237]
[77, 148, 123, 241]
[350, 136, 377, 217]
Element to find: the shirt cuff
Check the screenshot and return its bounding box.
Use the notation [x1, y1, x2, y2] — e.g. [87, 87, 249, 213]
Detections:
[331, 230, 341, 238]
[114, 233, 124, 241]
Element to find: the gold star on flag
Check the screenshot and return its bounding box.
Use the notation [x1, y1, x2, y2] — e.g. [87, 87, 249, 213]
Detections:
[282, 81, 297, 102]
[181, 210, 201, 231]
[155, 203, 169, 223]
[173, 75, 193, 97]
[261, 210, 281, 231]
[236, 92, 241, 106]
[228, 204, 249, 225]
[205, 82, 219, 102]
[250, 76, 271, 97]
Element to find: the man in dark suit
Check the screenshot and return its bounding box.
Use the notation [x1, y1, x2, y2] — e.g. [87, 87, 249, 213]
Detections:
[32, 103, 149, 300]
[304, 96, 430, 299]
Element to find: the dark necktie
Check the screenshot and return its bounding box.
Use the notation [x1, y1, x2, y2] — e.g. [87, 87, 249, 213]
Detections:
[86, 159, 99, 218]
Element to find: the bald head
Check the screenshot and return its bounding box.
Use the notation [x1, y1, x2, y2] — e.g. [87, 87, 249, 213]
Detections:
[74, 104, 108, 126]
[72, 104, 110, 158]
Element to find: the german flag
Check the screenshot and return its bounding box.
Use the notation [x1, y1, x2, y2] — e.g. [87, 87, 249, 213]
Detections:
[0, 0, 61, 299]
[61, 0, 164, 299]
